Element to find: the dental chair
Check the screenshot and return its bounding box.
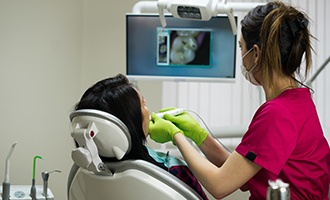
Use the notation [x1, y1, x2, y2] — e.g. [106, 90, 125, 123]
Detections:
[67, 109, 203, 200]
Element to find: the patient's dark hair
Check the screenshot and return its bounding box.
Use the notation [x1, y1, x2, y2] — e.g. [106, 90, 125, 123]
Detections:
[74, 73, 166, 170]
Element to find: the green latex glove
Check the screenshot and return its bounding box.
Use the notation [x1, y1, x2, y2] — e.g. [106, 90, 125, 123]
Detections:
[149, 112, 183, 144]
[161, 108, 208, 146]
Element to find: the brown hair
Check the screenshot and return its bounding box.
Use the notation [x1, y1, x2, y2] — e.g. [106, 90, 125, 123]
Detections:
[241, 1, 314, 89]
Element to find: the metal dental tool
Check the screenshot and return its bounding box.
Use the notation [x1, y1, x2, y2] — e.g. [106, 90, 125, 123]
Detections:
[2, 142, 18, 200]
[41, 170, 61, 199]
[30, 155, 44, 200]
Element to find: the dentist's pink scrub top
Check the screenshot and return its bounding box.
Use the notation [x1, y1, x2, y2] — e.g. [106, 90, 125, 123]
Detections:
[236, 88, 330, 200]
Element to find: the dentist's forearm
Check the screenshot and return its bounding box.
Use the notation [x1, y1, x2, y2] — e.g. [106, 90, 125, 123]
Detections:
[199, 135, 230, 167]
[174, 133, 258, 198]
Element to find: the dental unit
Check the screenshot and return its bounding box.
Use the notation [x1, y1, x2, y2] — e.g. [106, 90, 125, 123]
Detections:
[1, 144, 60, 200]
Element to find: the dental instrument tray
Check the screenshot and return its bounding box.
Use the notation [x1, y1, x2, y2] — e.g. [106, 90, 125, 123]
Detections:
[0, 185, 54, 200]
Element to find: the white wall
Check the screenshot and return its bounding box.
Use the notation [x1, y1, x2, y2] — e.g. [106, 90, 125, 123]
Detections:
[0, 0, 82, 199]
[80, 0, 163, 111]
[0, 0, 161, 199]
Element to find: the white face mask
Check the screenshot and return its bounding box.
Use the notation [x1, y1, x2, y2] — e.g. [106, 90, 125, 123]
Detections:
[241, 48, 260, 86]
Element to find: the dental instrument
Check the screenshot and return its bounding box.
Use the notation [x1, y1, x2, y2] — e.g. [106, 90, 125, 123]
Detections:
[2, 142, 18, 200]
[41, 170, 61, 199]
[30, 156, 43, 200]
[161, 109, 233, 152]
[156, 108, 184, 118]
[154, 108, 232, 152]
[0, 151, 57, 200]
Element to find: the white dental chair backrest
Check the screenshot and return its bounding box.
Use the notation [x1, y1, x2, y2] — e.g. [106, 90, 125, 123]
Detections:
[70, 109, 131, 175]
[68, 109, 203, 200]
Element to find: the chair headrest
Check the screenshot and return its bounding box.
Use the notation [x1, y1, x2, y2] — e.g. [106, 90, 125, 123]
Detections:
[70, 109, 131, 174]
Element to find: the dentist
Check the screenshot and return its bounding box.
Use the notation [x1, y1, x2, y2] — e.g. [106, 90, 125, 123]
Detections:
[149, 1, 330, 199]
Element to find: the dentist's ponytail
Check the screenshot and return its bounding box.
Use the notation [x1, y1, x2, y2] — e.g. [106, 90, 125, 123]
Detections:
[241, 0, 315, 89]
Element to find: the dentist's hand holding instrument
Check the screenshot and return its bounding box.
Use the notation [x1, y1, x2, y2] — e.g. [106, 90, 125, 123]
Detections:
[159, 107, 208, 146]
[149, 112, 183, 144]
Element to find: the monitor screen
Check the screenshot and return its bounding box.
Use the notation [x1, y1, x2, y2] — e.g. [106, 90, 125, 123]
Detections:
[126, 14, 237, 82]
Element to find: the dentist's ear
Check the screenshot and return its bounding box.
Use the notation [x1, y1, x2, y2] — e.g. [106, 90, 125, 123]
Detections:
[253, 44, 261, 65]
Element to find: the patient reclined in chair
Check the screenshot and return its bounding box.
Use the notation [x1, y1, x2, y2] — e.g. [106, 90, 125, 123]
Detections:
[67, 109, 207, 200]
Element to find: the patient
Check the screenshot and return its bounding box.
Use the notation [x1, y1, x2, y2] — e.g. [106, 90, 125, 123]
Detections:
[74, 73, 208, 200]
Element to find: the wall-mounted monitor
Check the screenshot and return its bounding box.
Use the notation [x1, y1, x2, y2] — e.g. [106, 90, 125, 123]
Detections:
[126, 14, 237, 82]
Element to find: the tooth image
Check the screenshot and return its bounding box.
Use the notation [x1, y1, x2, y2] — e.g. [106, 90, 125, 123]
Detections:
[184, 36, 198, 51]
[182, 47, 195, 63]
[170, 34, 198, 64]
